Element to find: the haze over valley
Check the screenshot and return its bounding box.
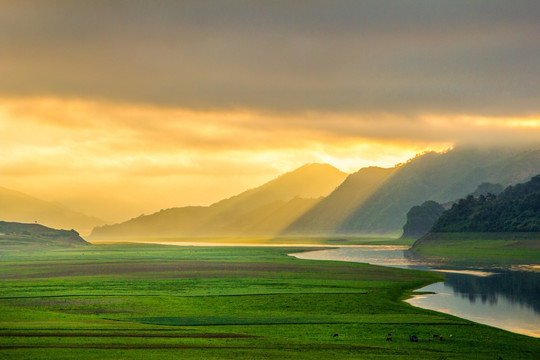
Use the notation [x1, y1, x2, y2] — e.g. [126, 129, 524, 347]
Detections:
[2, 1, 540, 227]
[89, 146, 540, 240]
[1, 2, 539, 359]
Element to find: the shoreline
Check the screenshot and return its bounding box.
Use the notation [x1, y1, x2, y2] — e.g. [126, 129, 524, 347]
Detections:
[291, 245, 539, 338]
[91, 240, 410, 249]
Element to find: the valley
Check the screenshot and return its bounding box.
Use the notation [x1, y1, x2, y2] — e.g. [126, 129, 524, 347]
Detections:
[1, 244, 538, 360]
[2, 147, 540, 359]
[3, 2, 540, 358]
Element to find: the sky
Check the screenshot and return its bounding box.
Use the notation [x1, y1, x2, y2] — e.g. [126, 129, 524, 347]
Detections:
[1, 1, 539, 221]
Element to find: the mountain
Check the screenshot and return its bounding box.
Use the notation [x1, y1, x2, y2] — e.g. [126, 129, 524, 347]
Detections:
[90, 163, 347, 239]
[0, 221, 89, 248]
[401, 201, 446, 239]
[203, 163, 347, 226]
[333, 147, 540, 235]
[429, 175, 540, 233]
[470, 182, 504, 198]
[0, 186, 105, 235]
[401, 182, 505, 239]
[282, 166, 396, 235]
[221, 197, 321, 236]
[90, 147, 540, 240]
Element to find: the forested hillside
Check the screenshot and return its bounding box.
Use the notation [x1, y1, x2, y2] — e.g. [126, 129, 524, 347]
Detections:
[92, 148, 540, 239]
[431, 175, 540, 232]
[336, 147, 540, 235]
[401, 201, 446, 239]
[401, 182, 505, 239]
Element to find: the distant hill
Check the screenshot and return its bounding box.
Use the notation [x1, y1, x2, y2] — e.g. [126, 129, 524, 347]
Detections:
[334, 147, 540, 235]
[0, 186, 105, 235]
[90, 163, 347, 239]
[91, 148, 540, 239]
[401, 201, 446, 239]
[282, 166, 396, 235]
[0, 221, 89, 248]
[401, 182, 505, 239]
[429, 175, 540, 233]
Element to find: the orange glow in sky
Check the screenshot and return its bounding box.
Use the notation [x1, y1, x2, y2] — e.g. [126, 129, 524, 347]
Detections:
[0, 96, 460, 221]
[1, 1, 539, 222]
[2, 96, 539, 221]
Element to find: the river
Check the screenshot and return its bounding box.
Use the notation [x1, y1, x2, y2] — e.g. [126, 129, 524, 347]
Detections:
[291, 246, 540, 338]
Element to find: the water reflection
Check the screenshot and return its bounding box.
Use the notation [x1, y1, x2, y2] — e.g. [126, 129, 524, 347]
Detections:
[441, 271, 540, 313]
[291, 246, 540, 337]
[407, 273, 540, 337]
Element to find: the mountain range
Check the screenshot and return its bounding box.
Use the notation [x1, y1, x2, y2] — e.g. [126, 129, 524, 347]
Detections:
[90, 147, 540, 240]
[3, 146, 540, 241]
[401, 182, 505, 239]
[430, 174, 540, 233]
[281, 166, 396, 235]
[411, 174, 540, 254]
[90, 163, 347, 239]
[331, 148, 540, 235]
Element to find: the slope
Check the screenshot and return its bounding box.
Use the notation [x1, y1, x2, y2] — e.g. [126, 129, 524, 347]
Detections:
[401, 182, 505, 240]
[410, 175, 540, 263]
[222, 197, 322, 236]
[401, 201, 446, 239]
[0, 220, 89, 248]
[282, 166, 396, 235]
[0, 186, 105, 236]
[90, 163, 347, 239]
[198, 163, 347, 231]
[430, 174, 540, 233]
[336, 147, 540, 235]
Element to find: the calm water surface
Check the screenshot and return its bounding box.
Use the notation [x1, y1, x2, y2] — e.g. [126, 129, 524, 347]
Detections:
[291, 246, 540, 337]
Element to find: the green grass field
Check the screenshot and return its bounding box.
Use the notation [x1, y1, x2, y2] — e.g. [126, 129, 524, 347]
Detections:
[0, 244, 538, 359]
[412, 232, 540, 265]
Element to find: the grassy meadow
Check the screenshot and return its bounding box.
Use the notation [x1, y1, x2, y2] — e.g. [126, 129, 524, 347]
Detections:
[412, 232, 540, 266]
[0, 243, 539, 359]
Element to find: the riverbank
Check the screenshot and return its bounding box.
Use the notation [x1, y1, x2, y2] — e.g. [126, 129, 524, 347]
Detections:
[292, 245, 540, 338]
[89, 235, 414, 246]
[411, 232, 540, 266]
[1, 244, 539, 359]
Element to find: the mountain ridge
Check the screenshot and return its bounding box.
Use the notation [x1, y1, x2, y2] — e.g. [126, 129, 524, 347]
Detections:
[335, 147, 540, 235]
[282, 166, 396, 235]
[401, 182, 506, 240]
[90, 147, 540, 240]
[429, 174, 540, 233]
[90, 163, 347, 239]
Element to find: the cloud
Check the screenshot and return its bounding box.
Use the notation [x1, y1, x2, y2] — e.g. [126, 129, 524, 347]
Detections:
[0, 95, 538, 221]
[1, 1, 539, 221]
[0, 96, 455, 220]
[0, 1, 538, 116]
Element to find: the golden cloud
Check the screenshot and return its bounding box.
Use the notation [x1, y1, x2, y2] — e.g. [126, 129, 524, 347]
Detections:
[1, 96, 538, 222]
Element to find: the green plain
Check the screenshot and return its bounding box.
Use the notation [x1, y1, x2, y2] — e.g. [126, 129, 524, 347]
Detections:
[412, 232, 540, 265]
[0, 244, 538, 359]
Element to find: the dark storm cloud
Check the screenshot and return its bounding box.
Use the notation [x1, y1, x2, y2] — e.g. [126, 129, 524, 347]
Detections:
[0, 0, 539, 115]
